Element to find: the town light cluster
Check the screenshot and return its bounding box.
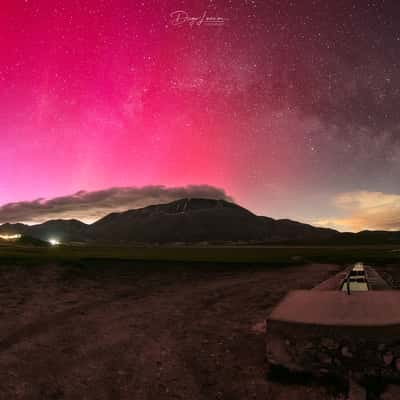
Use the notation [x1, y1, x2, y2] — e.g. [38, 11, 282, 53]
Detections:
[0, 234, 22, 240]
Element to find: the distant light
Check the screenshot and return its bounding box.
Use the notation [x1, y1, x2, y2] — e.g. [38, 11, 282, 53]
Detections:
[49, 238, 61, 246]
[0, 234, 22, 240]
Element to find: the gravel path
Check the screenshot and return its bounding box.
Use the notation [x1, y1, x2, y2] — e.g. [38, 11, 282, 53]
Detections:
[0, 262, 342, 399]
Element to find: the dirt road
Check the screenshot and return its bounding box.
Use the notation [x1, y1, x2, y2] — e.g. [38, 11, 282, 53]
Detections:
[0, 262, 343, 399]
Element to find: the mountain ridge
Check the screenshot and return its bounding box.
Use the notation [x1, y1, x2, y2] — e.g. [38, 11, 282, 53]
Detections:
[0, 198, 398, 245]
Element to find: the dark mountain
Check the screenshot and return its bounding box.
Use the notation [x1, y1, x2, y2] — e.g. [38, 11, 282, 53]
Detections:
[260, 217, 340, 243]
[89, 198, 339, 244]
[25, 219, 90, 242]
[91, 198, 269, 243]
[0, 223, 30, 235]
[0, 198, 398, 245]
[0, 220, 89, 243]
[334, 230, 400, 245]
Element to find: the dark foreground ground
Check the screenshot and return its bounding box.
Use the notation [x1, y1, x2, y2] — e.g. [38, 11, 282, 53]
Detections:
[0, 261, 399, 399]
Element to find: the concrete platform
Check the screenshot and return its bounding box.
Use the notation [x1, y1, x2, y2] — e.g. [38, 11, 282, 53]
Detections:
[266, 267, 400, 379]
[269, 290, 400, 327]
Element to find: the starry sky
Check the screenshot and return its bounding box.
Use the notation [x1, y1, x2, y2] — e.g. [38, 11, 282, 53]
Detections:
[1, 0, 400, 231]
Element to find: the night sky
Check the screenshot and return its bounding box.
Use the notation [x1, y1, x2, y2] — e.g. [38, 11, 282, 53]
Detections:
[1, 0, 400, 231]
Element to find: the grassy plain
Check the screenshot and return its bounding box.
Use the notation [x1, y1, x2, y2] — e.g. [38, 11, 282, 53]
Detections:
[0, 242, 399, 266]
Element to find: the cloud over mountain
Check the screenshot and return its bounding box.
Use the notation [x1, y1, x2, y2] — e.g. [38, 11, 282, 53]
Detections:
[0, 185, 233, 224]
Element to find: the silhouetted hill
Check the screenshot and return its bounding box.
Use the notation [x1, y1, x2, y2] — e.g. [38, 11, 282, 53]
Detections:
[0, 198, 399, 245]
[0, 223, 30, 235]
[334, 230, 400, 245]
[26, 219, 89, 242]
[91, 198, 268, 243]
[90, 198, 339, 244]
[0, 220, 89, 243]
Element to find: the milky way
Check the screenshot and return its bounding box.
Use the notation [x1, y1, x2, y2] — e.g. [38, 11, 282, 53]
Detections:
[1, 1, 399, 231]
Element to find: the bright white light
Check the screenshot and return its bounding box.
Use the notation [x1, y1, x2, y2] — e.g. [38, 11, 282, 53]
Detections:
[0, 234, 22, 240]
[49, 238, 61, 246]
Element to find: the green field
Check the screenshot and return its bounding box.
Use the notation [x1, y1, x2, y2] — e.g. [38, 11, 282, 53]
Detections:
[0, 243, 399, 266]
